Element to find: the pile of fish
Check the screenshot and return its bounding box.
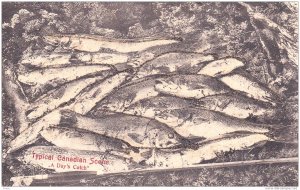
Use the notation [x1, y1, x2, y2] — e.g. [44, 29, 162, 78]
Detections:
[7, 34, 286, 174]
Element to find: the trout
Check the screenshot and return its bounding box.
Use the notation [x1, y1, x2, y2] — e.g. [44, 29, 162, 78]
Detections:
[198, 58, 244, 77]
[133, 52, 214, 80]
[154, 74, 231, 99]
[153, 108, 270, 139]
[17, 146, 141, 173]
[26, 75, 110, 121]
[43, 34, 180, 53]
[59, 110, 188, 148]
[195, 93, 277, 119]
[146, 133, 270, 168]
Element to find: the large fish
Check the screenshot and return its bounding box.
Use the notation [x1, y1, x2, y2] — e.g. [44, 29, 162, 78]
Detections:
[43, 34, 180, 53]
[7, 110, 63, 153]
[94, 76, 164, 113]
[40, 127, 138, 159]
[26, 75, 109, 121]
[154, 74, 231, 99]
[153, 108, 270, 139]
[59, 110, 188, 149]
[67, 71, 130, 115]
[146, 133, 270, 168]
[220, 71, 278, 104]
[17, 146, 141, 173]
[195, 93, 277, 120]
[124, 96, 199, 119]
[18, 65, 114, 100]
[133, 52, 215, 80]
[197, 58, 244, 77]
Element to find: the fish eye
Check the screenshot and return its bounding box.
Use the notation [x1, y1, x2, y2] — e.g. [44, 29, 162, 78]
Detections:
[168, 133, 174, 139]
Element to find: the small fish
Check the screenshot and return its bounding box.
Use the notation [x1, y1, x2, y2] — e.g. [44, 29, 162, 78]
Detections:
[40, 127, 137, 158]
[7, 110, 63, 153]
[153, 108, 270, 139]
[18, 65, 113, 87]
[94, 76, 164, 113]
[154, 74, 231, 99]
[59, 110, 188, 148]
[220, 71, 278, 104]
[198, 58, 244, 77]
[26, 75, 110, 121]
[68, 71, 130, 115]
[124, 96, 198, 119]
[17, 146, 140, 173]
[43, 34, 180, 53]
[20, 53, 72, 68]
[146, 133, 270, 168]
[195, 93, 277, 119]
[133, 52, 215, 80]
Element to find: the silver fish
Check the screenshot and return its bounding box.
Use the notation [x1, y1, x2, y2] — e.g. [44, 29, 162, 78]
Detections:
[133, 52, 215, 80]
[146, 133, 270, 168]
[43, 34, 180, 53]
[197, 58, 244, 77]
[59, 110, 188, 149]
[196, 93, 277, 119]
[153, 108, 270, 139]
[154, 74, 231, 99]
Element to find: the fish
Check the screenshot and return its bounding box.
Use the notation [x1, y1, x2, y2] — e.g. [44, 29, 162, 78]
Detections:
[26, 75, 110, 121]
[124, 95, 199, 119]
[20, 53, 72, 68]
[195, 93, 277, 119]
[59, 110, 188, 149]
[146, 133, 270, 168]
[94, 76, 164, 113]
[43, 34, 180, 53]
[197, 57, 244, 77]
[17, 146, 141, 173]
[153, 108, 270, 140]
[67, 71, 130, 115]
[220, 71, 278, 104]
[18, 65, 113, 87]
[7, 110, 63, 153]
[40, 127, 136, 156]
[154, 74, 231, 99]
[133, 52, 215, 80]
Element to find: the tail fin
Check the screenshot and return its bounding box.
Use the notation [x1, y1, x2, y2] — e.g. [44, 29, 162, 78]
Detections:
[266, 125, 297, 143]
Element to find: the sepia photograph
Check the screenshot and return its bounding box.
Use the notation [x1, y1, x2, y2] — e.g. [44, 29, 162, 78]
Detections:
[1, 2, 298, 187]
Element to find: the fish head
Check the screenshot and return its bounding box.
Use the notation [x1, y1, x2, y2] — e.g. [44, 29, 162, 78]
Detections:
[43, 35, 70, 47]
[155, 78, 181, 94]
[40, 127, 62, 142]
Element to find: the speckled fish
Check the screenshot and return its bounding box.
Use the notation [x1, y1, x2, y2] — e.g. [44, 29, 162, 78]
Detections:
[26, 75, 110, 121]
[124, 96, 199, 119]
[20, 53, 72, 68]
[154, 74, 231, 99]
[40, 127, 138, 159]
[196, 93, 277, 119]
[43, 34, 180, 53]
[7, 110, 63, 153]
[18, 65, 113, 87]
[59, 110, 188, 149]
[67, 71, 130, 115]
[146, 133, 270, 168]
[17, 146, 141, 173]
[198, 58, 244, 77]
[132, 52, 215, 80]
[94, 77, 164, 113]
[153, 108, 270, 140]
[220, 71, 277, 104]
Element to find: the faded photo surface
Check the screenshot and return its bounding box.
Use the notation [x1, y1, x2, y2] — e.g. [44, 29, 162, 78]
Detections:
[2, 2, 298, 186]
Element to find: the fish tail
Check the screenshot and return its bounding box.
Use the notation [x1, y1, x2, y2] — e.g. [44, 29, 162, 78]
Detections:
[265, 124, 297, 143]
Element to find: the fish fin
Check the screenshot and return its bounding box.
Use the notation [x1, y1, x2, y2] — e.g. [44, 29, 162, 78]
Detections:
[66, 131, 83, 138]
[127, 133, 145, 144]
[266, 125, 297, 143]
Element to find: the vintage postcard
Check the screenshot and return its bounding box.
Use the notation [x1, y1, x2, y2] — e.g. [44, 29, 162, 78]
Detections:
[1, 2, 298, 186]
